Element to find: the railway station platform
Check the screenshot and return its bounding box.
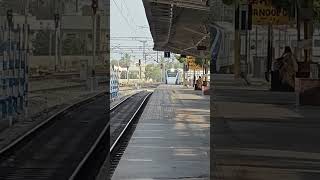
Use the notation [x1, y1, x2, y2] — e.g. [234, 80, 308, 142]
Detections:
[212, 74, 320, 180]
[112, 84, 210, 180]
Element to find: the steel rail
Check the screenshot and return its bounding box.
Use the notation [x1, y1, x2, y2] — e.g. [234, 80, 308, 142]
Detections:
[0, 90, 150, 180]
[69, 91, 146, 180]
[110, 92, 152, 152]
[0, 91, 107, 180]
[0, 91, 106, 156]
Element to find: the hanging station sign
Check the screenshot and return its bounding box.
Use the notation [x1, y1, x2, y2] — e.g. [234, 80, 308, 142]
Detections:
[250, 0, 290, 25]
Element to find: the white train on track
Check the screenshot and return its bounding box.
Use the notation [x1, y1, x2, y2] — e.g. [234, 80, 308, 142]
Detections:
[165, 68, 183, 85]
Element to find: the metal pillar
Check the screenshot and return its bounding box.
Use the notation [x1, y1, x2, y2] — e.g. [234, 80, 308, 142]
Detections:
[55, 27, 58, 72]
[58, 15, 62, 70]
[139, 59, 142, 88]
[234, 3, 241, 78]
[244, 11, 249, 79]
[160, 64, 163, 83]
[137, 40, 147, 82]
[76, 0, 79, 13]
[7, 10, 13, 126]
[256, 26, 258, 57]
[92, 14, 96, 76]
[89, 0, 98, 91]
[127, 66, 129, 84]
[24, 0, 29, 118]
[267, 24, 272, 78]
[303, 1, 313, 63]
[54, 13, 59, 72]
[49, 30, 52, 60]
[117, 59, 120, 79]
[55, 28, 59, 71]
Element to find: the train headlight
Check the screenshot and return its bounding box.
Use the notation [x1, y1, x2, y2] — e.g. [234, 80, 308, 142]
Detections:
[170, 68, 174, 72]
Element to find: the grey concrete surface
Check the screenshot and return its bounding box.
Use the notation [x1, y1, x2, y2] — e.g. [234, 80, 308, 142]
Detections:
[212, 74, 320, 180]
[112, 85, 210, 180]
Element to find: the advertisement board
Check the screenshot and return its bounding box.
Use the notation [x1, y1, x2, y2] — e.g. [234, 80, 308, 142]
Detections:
[250, 0, 290, 25]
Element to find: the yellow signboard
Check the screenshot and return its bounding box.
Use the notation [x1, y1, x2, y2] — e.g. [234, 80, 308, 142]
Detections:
[251, 0, 289, 25]
[186, 56, 202, 71]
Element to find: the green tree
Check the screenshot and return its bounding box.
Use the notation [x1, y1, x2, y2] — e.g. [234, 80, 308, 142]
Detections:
[129, 71, 139, 79]
[175, 55, 186, 64]
[119, 53, 132, 68]
[110, 59, 119, 67]
[145, 64, 161, 82]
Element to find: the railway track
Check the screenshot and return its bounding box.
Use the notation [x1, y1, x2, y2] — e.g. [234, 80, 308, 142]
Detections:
[0, 92, 108, 180]
[109, 91, 152, 177]
[30, 82, 158, 94]
[0, 90, 152, 180]
[30, 82, 107, 93]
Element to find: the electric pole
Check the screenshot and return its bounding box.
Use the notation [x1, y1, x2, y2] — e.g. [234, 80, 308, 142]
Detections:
[54, 13, 59, 72]
[24, 0, 29, 118]
[58, 7, 62, 71]
[139, 59, 142, 88]
[160, 63, 163, 83]
[49, 26, 52, 61]
[6, 9, 13, 126]
[117, 54, 121, 79]
[92, 13, 96, 76]
[139, 40, 147, 81]
[157, 51, 159, 63]
[143, 41, 146, 64]
[89, 0, 98, 91]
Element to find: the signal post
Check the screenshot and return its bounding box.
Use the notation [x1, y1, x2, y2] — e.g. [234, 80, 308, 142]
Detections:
[88, 0, 98, 91]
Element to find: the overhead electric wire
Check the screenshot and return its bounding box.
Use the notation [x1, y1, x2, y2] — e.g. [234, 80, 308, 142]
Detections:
[111, 0, 137, 35]
[110, 0, 158, 62]
[120, 0, 139, 29]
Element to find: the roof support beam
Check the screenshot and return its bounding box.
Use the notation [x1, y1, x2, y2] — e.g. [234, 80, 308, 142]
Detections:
[183, 33, 209, 51]
[167, 45, 199, 57]
[146, 0, 209, 11]
[165, 3, 174, 47]
[183, 26, 207, 36]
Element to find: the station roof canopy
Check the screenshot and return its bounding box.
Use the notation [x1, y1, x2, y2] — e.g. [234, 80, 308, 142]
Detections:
[142, 0, 211, 57]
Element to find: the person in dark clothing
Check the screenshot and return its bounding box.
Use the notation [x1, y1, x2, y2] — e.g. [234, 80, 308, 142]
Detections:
[271, 46, 298, 91]
[193, 75, 196, 87]
[271, 57, 282, 91]
[279, 46, 298, 91]
[195, 76, 202, 90]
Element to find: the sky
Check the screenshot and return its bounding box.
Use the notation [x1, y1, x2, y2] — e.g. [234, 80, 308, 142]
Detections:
[110, 0, 160, 63]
